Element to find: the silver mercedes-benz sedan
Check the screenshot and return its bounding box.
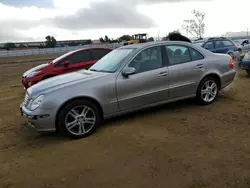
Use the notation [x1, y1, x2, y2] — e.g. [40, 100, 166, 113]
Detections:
[20, 41, 236, 139]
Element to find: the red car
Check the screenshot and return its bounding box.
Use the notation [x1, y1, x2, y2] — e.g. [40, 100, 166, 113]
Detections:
[22, 47, 112, 89]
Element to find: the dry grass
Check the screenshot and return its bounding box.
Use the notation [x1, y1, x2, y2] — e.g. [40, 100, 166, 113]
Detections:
[1, 58, 250, 188]
[0, 53, 62, 64]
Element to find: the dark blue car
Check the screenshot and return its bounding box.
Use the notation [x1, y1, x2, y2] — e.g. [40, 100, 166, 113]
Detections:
[240, 51, 250, 75]
[193, 37, 238, 57]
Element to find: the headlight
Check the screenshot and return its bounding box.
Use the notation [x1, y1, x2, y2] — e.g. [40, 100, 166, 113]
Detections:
[26, 71, 41, 78]
[29, 95, 44, 111]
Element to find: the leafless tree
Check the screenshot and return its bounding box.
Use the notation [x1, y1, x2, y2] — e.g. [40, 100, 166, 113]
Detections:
[182, 10, 205, 39]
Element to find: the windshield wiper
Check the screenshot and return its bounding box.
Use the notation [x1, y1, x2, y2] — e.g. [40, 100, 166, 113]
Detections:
[89, 69, 100, 72]
[89, 69, 113, 73]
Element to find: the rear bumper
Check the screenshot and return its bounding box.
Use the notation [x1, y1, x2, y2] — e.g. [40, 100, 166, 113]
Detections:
[20, 103, 56, 132]
[221, 69, 236, 89]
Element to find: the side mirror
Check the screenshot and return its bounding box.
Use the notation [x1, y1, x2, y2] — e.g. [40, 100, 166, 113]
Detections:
[64, 60, 70, 67]
[122, 67, 136, 77]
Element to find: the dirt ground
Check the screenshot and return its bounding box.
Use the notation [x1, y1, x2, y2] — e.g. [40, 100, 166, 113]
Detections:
[1, 57, 250, 188]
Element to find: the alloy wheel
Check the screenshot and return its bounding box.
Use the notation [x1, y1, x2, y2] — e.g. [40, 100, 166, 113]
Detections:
[65, 105, 96, 136]
[201, 80, 218, 103]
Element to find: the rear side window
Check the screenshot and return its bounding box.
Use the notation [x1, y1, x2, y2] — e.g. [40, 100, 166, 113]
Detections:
[91, 49, 111, 60]
[189, 48, 204, 61]
[165, 45, 191, 65]
[204, 41, 214, 49]
[68, 50, 91, 64]
[215, 40, 234, 48]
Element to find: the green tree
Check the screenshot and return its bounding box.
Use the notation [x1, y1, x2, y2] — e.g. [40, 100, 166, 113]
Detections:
[182, 9, 205, 39]
[4, 42, 17, 50]
[119, 35, 133, 42]
[45, 35, 57, 48]
[104, 35, 111, 43]
[162, 30, 181, 41]
[147, 37, 154, 42]
[99, 37, 105, 43]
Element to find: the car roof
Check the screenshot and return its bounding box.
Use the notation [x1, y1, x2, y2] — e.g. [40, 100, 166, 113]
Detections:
[70, 46, 113, 53]
[119, 41, 194, 49]
[118, 40, 212, 57]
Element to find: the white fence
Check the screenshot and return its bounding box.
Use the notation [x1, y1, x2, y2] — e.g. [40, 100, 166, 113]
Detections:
[0, 43, 123, 57]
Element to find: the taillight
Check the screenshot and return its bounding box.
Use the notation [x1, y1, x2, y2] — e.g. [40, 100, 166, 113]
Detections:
[229, 58, 234, 69]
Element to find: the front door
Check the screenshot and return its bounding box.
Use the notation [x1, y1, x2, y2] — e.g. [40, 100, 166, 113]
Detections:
[165, 45, 205, 99]
[53, 50, 93, 75]
[116, 46, 169, 111]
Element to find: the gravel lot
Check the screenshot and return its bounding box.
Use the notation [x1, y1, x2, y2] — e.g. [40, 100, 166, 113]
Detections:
[1, 58, 250, 188]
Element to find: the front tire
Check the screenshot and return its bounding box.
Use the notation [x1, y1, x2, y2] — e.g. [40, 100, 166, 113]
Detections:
[58, 99, 101, 139]
[196, 77, 219, 105]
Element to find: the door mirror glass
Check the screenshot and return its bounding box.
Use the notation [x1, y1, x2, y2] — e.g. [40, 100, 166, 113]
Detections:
[122, 67, 136, 77]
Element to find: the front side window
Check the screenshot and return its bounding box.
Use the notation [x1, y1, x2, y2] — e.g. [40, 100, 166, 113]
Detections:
[165, 45, 191, 65]
[89, 48, 135, 73]
[204, 41, 214, 49]
[91, 49, 111, 60]
[68, 50, 91, 64]
[128, 46, 163, 73]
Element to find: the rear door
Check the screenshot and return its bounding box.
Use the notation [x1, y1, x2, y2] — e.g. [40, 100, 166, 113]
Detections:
[165, 45, 205, 99]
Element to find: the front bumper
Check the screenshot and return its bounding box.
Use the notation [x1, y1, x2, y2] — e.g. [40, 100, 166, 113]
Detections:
[20, 103, 56, 132]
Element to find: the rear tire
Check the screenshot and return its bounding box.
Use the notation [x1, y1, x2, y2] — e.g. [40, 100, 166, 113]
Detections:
[58, 99, 101, 139]
[246, 70, 250, 76]
[196, 76, 219, 105]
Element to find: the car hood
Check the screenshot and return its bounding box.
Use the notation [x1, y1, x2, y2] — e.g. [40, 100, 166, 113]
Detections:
[27, 69, 109, 96]
[23, 63, 49, 77]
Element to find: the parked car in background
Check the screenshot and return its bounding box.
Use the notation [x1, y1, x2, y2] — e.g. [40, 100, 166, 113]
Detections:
[21, 47, 112, 89]
[233, 38, 250, 47]
[20, 41, 236, 139]
[192, 39, 206, 46]
[199, 37, 238, 58]
[232, 38, 250, 56]
[239, 51, 250, 75]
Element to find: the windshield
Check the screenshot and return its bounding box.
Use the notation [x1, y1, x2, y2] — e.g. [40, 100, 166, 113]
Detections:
[49, 50, 78, 64]
[89, 48, 135, 73]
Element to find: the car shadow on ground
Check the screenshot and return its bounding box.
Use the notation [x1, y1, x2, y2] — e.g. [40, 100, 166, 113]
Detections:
[19, 92, 234, 145]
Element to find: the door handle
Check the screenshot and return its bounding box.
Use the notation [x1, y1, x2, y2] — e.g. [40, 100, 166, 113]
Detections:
[158, 71, 168, 77]
[195, 64, 204, 69]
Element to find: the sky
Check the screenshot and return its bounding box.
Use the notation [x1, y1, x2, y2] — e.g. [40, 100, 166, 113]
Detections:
[0, 0, 249, 42]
